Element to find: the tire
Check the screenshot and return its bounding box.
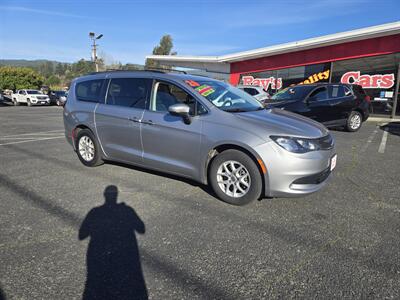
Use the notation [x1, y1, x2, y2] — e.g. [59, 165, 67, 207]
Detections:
[13, 99, 20, 106]
[27, 99, 32, 107]
[209, 149, 262, 205]
[346, 111, 362, 132]
[75, 129, 103, 167]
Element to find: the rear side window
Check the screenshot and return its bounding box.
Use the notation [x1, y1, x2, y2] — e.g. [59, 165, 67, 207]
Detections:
[106, 78, 152, 108]
[329, 86, 345, 98]
[76, 79, 105, 103]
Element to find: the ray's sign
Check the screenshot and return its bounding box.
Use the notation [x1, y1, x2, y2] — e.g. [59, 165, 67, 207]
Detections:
[242, 76, 282, 90]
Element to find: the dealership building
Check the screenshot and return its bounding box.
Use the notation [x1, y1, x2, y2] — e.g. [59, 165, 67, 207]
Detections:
[147, 21, 400, 118]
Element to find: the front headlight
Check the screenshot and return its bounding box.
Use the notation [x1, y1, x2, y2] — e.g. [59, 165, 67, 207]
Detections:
[270, 136, 320, 153]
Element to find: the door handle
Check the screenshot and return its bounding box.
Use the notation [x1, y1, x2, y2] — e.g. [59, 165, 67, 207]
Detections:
[142, 120, 155, 125]
[128, 117, 141, 123]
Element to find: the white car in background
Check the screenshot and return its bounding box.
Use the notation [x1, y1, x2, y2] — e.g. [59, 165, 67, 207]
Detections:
[237, 85, 271, 104]
[12, 89, 50, 106]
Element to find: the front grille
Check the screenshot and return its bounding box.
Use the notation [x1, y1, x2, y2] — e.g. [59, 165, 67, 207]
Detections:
[37, 96, 47, 100]
[317, 134, 334, 150]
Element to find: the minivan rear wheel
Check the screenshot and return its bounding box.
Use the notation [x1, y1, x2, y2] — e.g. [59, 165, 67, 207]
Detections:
[209, 150, 262, 205]
[346, 111, 362, 132]
[76, 129, 103, 167]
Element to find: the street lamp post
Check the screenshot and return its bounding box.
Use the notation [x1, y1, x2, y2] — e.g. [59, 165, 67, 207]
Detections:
[89, 32, 103, 72]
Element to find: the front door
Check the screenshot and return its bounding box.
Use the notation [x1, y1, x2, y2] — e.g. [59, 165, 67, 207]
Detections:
[95, 77, 152, 164]
[141, 80, 206, 179]
[303, 86, 332, 123]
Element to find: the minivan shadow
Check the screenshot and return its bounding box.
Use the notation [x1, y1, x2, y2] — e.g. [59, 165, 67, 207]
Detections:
[105, 160, 218, 198]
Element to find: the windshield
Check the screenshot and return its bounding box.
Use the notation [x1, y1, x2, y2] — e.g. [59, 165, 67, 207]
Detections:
[271, 86, 312, 101]
[184, 79, 263, 112]
[27, 90, 41, 95]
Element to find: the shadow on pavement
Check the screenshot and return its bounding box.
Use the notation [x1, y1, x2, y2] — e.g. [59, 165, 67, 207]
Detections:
[79, 185, 148, 300]
[379, 122, 400, 137]
[0, 285, 6, 300]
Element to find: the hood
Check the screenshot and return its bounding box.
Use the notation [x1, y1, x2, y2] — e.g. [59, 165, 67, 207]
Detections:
[235, 108, 329, 140]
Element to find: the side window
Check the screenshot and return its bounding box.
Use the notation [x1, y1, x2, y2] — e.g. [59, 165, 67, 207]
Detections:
[151, 81, 206, 116]
[329, 86, 345, 98]
[76, 79, 104, 103]
[309, 87, 328, 101]
[106, 78, 151, 108]
[19, 90, 24, 95]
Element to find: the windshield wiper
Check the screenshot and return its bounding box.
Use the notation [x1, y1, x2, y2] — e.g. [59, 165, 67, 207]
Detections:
[224, 107, 264, 113]
[223, 108, 249, 113]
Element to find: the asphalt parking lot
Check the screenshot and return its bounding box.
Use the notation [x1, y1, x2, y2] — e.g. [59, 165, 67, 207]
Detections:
[0, 105, 399, 299]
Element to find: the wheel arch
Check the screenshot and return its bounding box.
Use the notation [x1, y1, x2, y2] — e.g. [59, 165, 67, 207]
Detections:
[72, 124, 95, 150]
[204, 143, 268, 198]
[353, 108, 366, 121]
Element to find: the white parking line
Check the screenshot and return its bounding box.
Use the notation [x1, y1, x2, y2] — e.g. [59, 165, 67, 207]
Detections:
[378, 129, 388, 154]
[0, 129, 64, 138]
[0, 136, 64, 146]
[361, 125, 379, 153]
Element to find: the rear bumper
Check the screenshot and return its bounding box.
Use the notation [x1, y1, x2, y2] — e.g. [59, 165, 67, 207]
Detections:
[254, 141, 336, 198]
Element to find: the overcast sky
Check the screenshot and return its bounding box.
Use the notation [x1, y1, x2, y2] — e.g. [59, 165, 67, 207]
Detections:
[0, 0, 399, 64]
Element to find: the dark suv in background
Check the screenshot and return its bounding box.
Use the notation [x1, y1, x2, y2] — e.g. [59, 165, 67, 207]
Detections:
[266, 83, 370, 131]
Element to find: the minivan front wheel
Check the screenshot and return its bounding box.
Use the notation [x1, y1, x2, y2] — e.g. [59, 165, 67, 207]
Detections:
[76, 129, 103, 167]
[346, 111, 362, 132]
[209, 150, 262, 205]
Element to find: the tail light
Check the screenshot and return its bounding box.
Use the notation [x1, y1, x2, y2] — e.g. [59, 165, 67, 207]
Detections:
[364, 95, 371, 102]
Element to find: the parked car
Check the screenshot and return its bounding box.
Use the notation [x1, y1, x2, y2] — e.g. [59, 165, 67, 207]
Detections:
[12, 89, 50, 106]
[237, 85, 271, 104]
[64, 71, 336, 205]
[266, 83, 370, 132]
[49, 90, 68, 106]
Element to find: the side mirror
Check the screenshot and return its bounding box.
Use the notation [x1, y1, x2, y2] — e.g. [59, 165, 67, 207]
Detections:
[168, 103, 191, 124]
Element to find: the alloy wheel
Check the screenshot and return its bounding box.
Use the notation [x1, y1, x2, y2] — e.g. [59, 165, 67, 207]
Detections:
[350, 114, 361, 130]
[78, 136, 95, 162]
[216, 160, 251, 198]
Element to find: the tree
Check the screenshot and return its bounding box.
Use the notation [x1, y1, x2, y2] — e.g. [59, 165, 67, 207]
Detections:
[145, 34, 177, 69]
[38, 61, 55, 77]
[0, 66, 44, 90]
[70, 59, 96, 76]
[45, 75, 61, 87]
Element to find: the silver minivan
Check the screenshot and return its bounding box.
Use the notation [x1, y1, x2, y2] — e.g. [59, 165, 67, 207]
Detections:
[63, 71, 336, 205]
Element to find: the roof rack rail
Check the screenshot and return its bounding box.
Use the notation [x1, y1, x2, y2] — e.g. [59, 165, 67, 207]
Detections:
[144, 67, 187, 74]
[87, 68, 187, 75]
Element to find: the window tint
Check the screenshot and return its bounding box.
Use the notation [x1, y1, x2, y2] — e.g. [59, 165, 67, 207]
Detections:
[244, 87, 259, 96]
[329, 85, 345, 98]
[309, 87, 328, 101]
[106, 78, 151, 108]
[151, 81, 206, 116]
[76, 79, 104, 103]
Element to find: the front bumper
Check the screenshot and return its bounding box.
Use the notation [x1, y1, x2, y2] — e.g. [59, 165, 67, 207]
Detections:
[254, 141, 336, 197]
[31, 99, 50, 105]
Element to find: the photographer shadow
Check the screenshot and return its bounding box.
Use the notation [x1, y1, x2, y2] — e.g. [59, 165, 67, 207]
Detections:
[79, 185, 147, 300]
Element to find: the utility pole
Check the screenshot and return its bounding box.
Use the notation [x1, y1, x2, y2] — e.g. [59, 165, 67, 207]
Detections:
[89, 32, 103, 72]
